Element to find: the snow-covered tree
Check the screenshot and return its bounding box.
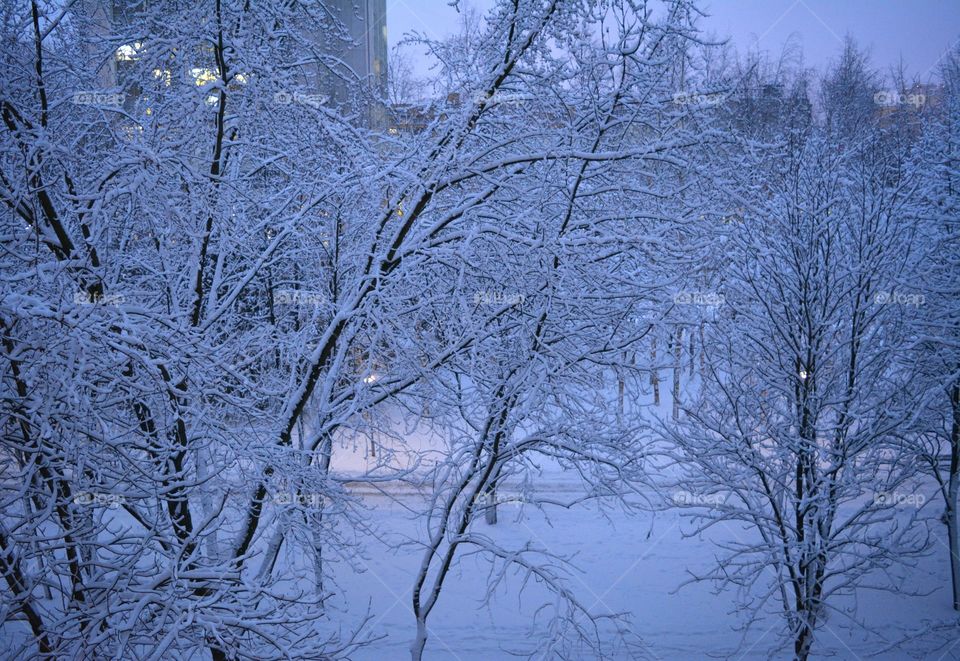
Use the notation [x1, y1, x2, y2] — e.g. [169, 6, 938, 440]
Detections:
[657, 60, 932, 658]
[909, 43, 960, 613]
[399, 1, 723, 658]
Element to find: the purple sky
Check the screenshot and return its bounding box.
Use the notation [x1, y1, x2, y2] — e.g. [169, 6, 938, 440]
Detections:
[388, 0, 960, 81]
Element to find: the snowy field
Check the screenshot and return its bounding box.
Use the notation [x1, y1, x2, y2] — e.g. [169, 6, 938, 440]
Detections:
[312, 417, 960, 661]
[328, 487, 957, 660]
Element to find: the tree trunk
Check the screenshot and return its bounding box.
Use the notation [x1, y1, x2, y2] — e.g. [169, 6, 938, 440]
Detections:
[651, 335, 660, 406]
[484, 485, 498, 525]
[309, 432, 334, 597]
[949, 379, 960, 610]
[699, 322, 706, 374]
[672, 326, 682, 420]
[617, 351, 625, 416]
[948, 495, 959, 611]
[410, 618, 428, 661]
[256, 527, 284, 583]
[312, 522, 325, 596]
[794, 619, 814, 661]
[197, 445, 221, 560]
[363, 411, 376, 458]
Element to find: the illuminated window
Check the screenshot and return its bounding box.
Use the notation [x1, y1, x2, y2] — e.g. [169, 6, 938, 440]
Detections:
[190, 67, 218, 87]
[153, 68, 171, 86]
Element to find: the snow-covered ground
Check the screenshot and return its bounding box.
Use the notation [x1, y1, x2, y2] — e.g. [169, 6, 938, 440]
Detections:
[330, 493, 958, 660]
[323, 482, 957, 659]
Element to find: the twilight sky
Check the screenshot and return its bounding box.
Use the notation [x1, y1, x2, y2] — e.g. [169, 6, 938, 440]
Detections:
[387, 0, 960, 81]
